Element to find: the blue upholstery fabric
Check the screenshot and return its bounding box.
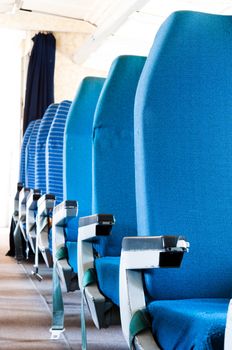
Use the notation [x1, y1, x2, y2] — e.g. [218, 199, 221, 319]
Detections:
[35, 103, 59, 193]
[64, 77, 105, 244]
[135, 10, 232, 301]
[95, 257, 120, 306]
[148, 299, 229, 350]
[134, 10, 232, 350]
[46, 100, 71, 203]
[92, 56, 146, 257]
[25, 119, 41, 188]
[19, 120, 36, 184]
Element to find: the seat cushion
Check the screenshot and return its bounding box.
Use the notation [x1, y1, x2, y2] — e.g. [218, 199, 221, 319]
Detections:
[148, 298, 229, 350]
[66, 241, 78, 273]
[95, 256, 120, 306]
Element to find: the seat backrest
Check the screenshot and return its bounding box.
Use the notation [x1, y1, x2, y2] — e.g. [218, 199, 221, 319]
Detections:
[25, 119, 41, 189]
[92, 55, 146, 257]
[46, 100, 71, 203]
[64, 76, 105, 242]
[19, 120, 36, 185]
[35, 103, 59, 193]
[135, 11, 232, 300]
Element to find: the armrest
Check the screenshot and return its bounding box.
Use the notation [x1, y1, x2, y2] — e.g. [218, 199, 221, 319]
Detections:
[52, 200, 78, 291]
[13, 182, 24, 218]
[36, 194, 56, 251]
[121, 235, 189, 269]
[25, 190, 41, 252]
[26, 190, 41, 211]
[120, 235, 189, 347]
[37, 193, 55, 217]
[78, 214, 115, 242]
[18, 187, 30, 220]
[16, 182, 24, 195]
[14, 182, 24, 202]
[52, 200, 78, 261]
[77, 213, 115, 290]
[53, 200, 78, 227]
[19, 187, 30, 205]
[26, 190, 41, 234]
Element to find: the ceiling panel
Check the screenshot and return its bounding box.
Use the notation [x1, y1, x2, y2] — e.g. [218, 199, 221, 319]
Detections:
[22, 0, 115, 25]
[80, 0, 232, 71]
[1, 0, 232, 72]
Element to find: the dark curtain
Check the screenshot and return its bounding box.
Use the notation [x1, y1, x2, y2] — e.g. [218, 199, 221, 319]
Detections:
[23, 33, 56, 133]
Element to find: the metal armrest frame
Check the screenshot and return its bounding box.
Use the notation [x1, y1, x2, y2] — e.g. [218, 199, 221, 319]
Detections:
[35, 193, 55, 267]
[18, 187, 31, 234]
[52, 200, 78, 292]
[13, 182, 23, 222]
[26, 190, 41, 252]
[78, 214, 119, 328]
[119, 236, 189, 349]
[13, 186, 30, 260]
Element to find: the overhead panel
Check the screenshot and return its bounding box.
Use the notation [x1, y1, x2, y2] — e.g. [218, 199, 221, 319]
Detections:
[22, 0, 112, 24]
[80, 0, 232, 70]
[73, 0, 151, 65]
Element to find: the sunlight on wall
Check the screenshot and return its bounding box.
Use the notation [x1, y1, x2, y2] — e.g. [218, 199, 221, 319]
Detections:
[0, 29, 24, 227]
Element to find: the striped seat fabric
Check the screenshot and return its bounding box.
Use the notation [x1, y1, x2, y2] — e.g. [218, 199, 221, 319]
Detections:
[19, 120, 36, 185]
[35, 103, 59, 194]
[25, 119, 41, 189]
[46, 100, 71, 203]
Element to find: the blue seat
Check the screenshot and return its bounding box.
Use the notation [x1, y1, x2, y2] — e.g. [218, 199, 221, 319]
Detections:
[35, 103, 59, 194]
[63, 77, 105, 274]
[51, 77, 105, 333]
[25, 119, 41, 189]
[19, 120, 36, 185]
[13, 118, 41, 260]
[46, 100, 72, 204]
[78, 56, 146, 331]
[26, 104, 59, 253]
[52, 77, 105, 278]
[36, 100, 71, 268]
[6, 120, 37, 257]
[120, 11, 232, 350]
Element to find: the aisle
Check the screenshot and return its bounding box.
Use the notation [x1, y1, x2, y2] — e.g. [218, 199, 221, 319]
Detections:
[0, 229, 127, 350]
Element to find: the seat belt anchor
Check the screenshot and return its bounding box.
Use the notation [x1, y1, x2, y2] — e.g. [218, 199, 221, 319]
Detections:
[49, 327, 65, 340]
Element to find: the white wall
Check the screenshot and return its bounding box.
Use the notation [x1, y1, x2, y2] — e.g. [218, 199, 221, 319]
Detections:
[0, 29, 24, 227]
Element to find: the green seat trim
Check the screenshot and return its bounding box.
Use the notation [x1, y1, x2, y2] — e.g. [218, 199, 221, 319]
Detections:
[129, 309, 151, 349]
[82, 267, 97, 288]
[56, 246, 68, 261]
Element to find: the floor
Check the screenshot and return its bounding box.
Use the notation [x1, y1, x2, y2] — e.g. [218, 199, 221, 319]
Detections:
[0, 228, 127, 350]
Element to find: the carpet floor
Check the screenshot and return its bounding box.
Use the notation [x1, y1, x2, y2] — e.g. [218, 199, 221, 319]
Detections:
[0, 228, 127, 350]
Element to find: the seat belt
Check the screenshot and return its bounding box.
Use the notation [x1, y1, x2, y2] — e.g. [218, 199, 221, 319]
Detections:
[81, 268, 97, 350]
[50, 246, 67, 339]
